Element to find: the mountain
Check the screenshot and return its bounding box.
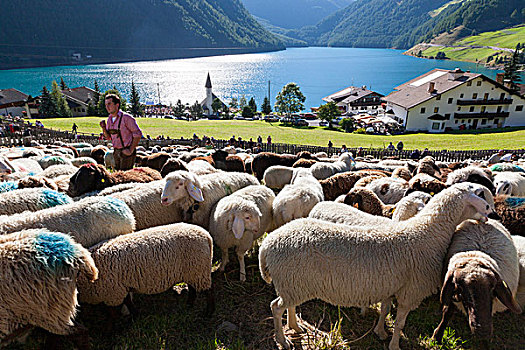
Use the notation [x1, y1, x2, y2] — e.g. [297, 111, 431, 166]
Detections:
[0, 0, 284, 69]
[285, 0, 524, 49]
[241, 0, 355, 29]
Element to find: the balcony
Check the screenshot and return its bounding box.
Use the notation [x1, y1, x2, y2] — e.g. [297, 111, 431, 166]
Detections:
[349, 100, 383, 107]
[456, 98, 513, 106]
[454, 112, 509, 119]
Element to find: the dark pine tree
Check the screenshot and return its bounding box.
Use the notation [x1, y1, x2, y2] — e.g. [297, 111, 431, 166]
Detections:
[262, 96, 272, 114]
[248, 97, 257, 113]
[129, 81, 143, 117]
[60, 77, 68, 90]
[504, 45, 522, 93]
[38, 86, 57, 117]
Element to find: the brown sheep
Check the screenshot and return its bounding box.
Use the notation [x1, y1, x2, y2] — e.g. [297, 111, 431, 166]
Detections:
[342, 187, 394, 217]
[406, 173, 448, 196]
[493, 195, 525, 236]
[136, 152, 171, 171]
[192, 150, 245, 172]
[292, 159, 317, 168]
[67, 163, 161, 197]
[392, 167, 412, 181]
[353, 174, 388, 188]
[17, 176, 59, 191]
[319, 170, 388, 201]
[251, 151, 317, 180]
[90, 145, 109, 165]
[160, 158, 189, 177]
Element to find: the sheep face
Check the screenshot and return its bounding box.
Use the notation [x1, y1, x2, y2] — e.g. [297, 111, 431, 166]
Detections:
[161, 171, 203, 206]
[439, 257, 522, 339]
[461, 185, 495, 223]
[67, 163, 106, 197]
[495, 180, 512, 195]
[231, 209, 261, 239]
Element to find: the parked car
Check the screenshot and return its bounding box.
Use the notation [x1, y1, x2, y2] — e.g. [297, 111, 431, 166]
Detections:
[319, 120, 328, 127]
[263, 115, 279, 122]
[234, 116, 245, 120]
[293, 118, 309, 126]
[164, 115, 174, 119]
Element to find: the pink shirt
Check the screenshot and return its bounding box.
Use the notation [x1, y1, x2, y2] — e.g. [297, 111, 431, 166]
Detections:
[105, 111, 142, 149]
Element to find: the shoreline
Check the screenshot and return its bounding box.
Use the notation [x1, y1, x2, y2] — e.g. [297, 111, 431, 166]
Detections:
[0, 46, 285, 71]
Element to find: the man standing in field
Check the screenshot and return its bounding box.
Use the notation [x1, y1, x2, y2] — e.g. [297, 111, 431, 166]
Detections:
[100, 94, 142, 170]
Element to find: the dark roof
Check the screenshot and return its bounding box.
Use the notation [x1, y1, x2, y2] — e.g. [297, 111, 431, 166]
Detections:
[0, 88, 29, 107]
[61, 87, 98, 106]
[200, 93, 224, 107]
[323, 86, 381, 104]
[383, 69, 484, 109]
[205, 73, 212, 88]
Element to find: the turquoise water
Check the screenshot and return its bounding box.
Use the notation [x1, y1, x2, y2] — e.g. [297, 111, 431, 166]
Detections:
[0, 47, 514, 109]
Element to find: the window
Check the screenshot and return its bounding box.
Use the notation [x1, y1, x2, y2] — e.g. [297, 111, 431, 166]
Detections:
[458, 107, 461, 111]
[472, 93, 478, 99]
[455, 119, 458, 124]
[436, 95, 441, 101]
[477, 81, 482, 86]
[516, 105, 524, 112]
[483, 93, 489, 100]
[434, 107, 439, 113]
[445, 113, 451, 119]
[441, 123, 445, 130]
[467, 81, 472, 86]
[481, 119, 487, 125]
[468, 119, 472, 123]
[432, 122, 440, 130]
[460, 93, 464, 98]
[448, 98, 453, 104]
[497, 106, 502, 113]
[469, 106, 475, 112]
[500, 93, 505, 100]
[420, 107, 426, 113]
[494, 119, 499, 125]
[481, 106, 486, 113]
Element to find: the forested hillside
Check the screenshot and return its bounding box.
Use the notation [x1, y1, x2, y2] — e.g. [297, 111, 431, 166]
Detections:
[241, 0, 355, 29]
[0, 0, 284, 69]
[284, 0, 524, 49]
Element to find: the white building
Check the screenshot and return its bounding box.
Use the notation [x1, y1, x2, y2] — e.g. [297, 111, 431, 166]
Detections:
[383, 68, 525, 133]
[323, 85, 383, 113]
[200, 73, 225, 117]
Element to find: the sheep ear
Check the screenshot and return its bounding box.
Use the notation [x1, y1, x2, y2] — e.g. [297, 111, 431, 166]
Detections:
[494, 278, 522, 314]
[186, 182, 204, 202]
[440, 270, 456, 306]
[380, 183, 389, 195]
[232, 215, 245, 239]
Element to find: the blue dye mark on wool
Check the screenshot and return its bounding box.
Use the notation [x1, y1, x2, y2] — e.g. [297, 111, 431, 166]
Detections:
[34, 232, 78, 271]
[38, 189, 73, 208]
[0, 181, 18, 193]
[102, 196, 132, 218]
[505, 197, 525, 208]
[491, 164, 525, 172]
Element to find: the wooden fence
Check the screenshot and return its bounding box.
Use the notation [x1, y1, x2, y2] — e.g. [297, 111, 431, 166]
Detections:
[0, 121, 523, 162]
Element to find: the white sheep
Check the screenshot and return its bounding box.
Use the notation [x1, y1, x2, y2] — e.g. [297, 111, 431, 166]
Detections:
[272, 168, 324, 228]
[77, 223, 214, 314]
[512, 235, 525, 307]
[310, 152, 354, 180]
[70, 157, 97, 167]
[104, 150, 115, 169]
[0, 188, 72, 215]
[209, 185, 275, 281]
[391, 191, 432, 221]
[259, 183, 494, 350]
[445, 165, 495, 194]
[0, 196, 135, 247]
[432, 219, 521, 343]
[39, 164, 79, 178]
[310, 200, 391, 227]
[493, 171, 525, 196]
[0, 229, 97, 344]
[186, 159, 220, 175]
[38, 155, 73, 169]
[365, 176, 408, 204]
[161, 171, 259, 230]
[262, 165, 294, 189]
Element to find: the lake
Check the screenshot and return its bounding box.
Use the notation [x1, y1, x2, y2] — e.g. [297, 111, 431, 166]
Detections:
[0, 47, 515, 110]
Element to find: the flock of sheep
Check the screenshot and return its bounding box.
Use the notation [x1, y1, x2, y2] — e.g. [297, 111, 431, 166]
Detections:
[0, 141, 524, 349]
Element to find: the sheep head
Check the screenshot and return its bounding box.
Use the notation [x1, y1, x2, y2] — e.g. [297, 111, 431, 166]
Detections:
[231, 207, 262, 239]
[459, 184, 495, 223]
[437, 254, 521, 341]
[161, 171, 203, 206]
[495, 180, 512, 196]
[67, 163, 108, 197]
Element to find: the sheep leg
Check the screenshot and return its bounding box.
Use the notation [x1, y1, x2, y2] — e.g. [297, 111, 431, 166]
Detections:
[218, 247, 229, 272]
[432, 305, 454, 343]
[236, 248, 246, 282]
[123, 294, 138, 318]
[271, 297, 293, 349]
[388, 305, 410, 350]
[374, 298, 392, 340]
[287, 306, 304, 333]
[187, 285, 197, 306]
[204, 286, 216, 316]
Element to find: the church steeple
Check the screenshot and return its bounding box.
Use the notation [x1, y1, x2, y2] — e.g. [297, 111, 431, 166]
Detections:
[205, 73, 212, 88]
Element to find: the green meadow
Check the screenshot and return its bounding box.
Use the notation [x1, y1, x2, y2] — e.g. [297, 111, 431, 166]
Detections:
[42, 117, 525, 151]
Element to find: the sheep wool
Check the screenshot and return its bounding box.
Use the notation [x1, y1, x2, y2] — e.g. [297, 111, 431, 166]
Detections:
[0, 188, 72, 215]
[490, 163, 525, 173]
[209, 185, 275, 281]
[0, 229, 97, 339]
[260, 183, 494, 350]
[78, 223, 212, 306]
[512, 235, 525, 307]
[0, 196, 135, 247]
[0, 181, 18, 193]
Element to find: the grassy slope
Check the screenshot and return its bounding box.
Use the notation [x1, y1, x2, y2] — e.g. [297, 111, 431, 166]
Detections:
[407, 25, 525, 64]
[42, 117, 525, 150]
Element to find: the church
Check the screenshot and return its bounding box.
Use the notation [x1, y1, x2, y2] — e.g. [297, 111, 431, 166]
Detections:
[200, 73, 225, 117]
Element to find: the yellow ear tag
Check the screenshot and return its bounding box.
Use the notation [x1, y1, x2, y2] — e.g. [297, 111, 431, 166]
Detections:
[430, 192, 434, 196]
[101, 179, 105, 183]
[391, 207, 396, 214]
